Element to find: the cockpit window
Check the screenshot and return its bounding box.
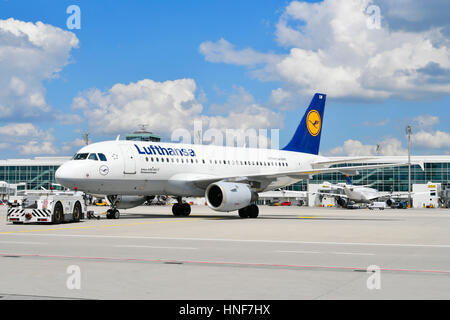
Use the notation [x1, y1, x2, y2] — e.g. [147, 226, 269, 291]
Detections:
[88, 153, 98, 161]
[98, 153, 107, 161]
[74, 153, 89, 160]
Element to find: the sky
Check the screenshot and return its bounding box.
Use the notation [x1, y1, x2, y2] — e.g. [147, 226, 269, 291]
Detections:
[0, 0, 449, 159]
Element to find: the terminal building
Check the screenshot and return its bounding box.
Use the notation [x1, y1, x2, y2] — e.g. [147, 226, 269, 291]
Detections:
[285, 156, 449, 193]
[0, 152, 449, 207]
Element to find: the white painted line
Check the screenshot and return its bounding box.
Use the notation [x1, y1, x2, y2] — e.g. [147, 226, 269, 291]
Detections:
[114, 245, 198, 250]
[333, 252, 375, 256]
[0, 241, 47, 245]
[4, 233, 450, 249]
[277, 250, 321, 254]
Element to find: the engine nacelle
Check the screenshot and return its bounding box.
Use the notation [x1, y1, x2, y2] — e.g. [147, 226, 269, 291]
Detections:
[336, 197, 348, 208]
[205, 182, 258, 212]
[107, 195, 149, 209]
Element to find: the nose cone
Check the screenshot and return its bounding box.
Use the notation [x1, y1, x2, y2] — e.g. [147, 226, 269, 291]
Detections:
[55, 162, 78, 189]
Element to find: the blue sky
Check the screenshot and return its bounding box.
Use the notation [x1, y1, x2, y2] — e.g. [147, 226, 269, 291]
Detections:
[0, 0, 449, 158]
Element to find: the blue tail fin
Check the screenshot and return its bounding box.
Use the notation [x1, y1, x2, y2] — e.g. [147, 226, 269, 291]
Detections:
[346, 175, 352, 185]
[282, 93, 326, 155]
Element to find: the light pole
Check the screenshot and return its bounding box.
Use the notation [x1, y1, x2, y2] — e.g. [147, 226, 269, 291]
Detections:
[406, 125, 412, 208]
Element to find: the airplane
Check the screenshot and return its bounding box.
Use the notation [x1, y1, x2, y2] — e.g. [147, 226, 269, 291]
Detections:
[55, 93, 410, 219]
[316, 176, 411, 208]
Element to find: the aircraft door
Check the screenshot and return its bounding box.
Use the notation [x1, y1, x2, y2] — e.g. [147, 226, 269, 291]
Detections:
[119, 144, 137, 174]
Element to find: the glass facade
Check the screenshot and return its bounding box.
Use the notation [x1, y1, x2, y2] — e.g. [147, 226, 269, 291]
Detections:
[286, 162, 450, 192]
[0, 165, 60, 190]
[0, 157, 70, 191]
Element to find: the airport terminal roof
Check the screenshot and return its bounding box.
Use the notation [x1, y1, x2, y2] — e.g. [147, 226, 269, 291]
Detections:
[0, 157, 71, 166]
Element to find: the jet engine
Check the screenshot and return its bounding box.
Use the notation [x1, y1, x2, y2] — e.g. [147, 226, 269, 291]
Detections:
[336, 197, 348, 208]
[205, 182, 258, 212]
[106, 195, 151, 209]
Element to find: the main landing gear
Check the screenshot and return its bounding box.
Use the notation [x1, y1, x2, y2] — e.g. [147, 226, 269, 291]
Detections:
[238, 204, 259, 219]
[172, 197, 191, 217]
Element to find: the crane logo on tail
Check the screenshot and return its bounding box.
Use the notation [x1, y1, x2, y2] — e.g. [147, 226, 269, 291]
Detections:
[306, 110, 321, 136]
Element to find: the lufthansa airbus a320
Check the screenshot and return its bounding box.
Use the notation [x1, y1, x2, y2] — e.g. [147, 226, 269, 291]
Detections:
[56, 93, 405, 219]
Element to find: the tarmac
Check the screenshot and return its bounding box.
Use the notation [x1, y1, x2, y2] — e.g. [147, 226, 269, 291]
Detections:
[0, 205, 449, 300]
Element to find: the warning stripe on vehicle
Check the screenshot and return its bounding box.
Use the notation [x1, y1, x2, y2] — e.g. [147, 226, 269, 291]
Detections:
[7, 209, 51, 218]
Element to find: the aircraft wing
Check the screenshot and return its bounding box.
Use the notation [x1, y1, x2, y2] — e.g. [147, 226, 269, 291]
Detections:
[313, 192, 348, 198]
[189, 163, 411, 191]
[312, 157, 376, 168]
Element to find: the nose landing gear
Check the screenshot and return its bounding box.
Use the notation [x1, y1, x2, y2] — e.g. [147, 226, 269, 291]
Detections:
[106, 195, 120, 219]
[106, 208, 120, 219]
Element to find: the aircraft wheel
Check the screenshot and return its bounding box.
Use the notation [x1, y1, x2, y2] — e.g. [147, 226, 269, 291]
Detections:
[112, 209, 120, 219]
[248, 204, 259, 218]
[172, 203, 182, 216]
[181, 203, 191, 217]
[238, 207, 250, 218]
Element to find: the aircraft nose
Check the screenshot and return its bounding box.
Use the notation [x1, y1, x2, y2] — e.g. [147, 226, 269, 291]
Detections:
[55, 164, 69, 182]
[55, 163, 78, 188]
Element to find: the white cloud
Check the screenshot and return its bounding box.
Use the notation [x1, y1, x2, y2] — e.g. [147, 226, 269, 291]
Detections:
[18, 140, 58, 156]
[199, 38, 280, 67]
[72, 78, 283, 141]
[411, 130, 450, 149]
[200, 0, 450, 101]
[0, 123, 41, 137]
[208, 86, 255, 114]
[61, 138, 87, 154]
[0, 18, 79, 118]
[326, 138, 407, 156]
[0, 122, 58, 155]
[412, 115, 440, 128]
[327, 129, 450, 155]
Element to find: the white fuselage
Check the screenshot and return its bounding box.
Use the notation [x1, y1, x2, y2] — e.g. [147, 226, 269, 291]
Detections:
[343, 185, 380, 203]
[56, 140, 327, 197]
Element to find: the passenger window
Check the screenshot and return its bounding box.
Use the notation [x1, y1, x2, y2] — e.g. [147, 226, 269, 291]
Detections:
[98, 153, 107, 161]
[88, 154, 98, 161]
